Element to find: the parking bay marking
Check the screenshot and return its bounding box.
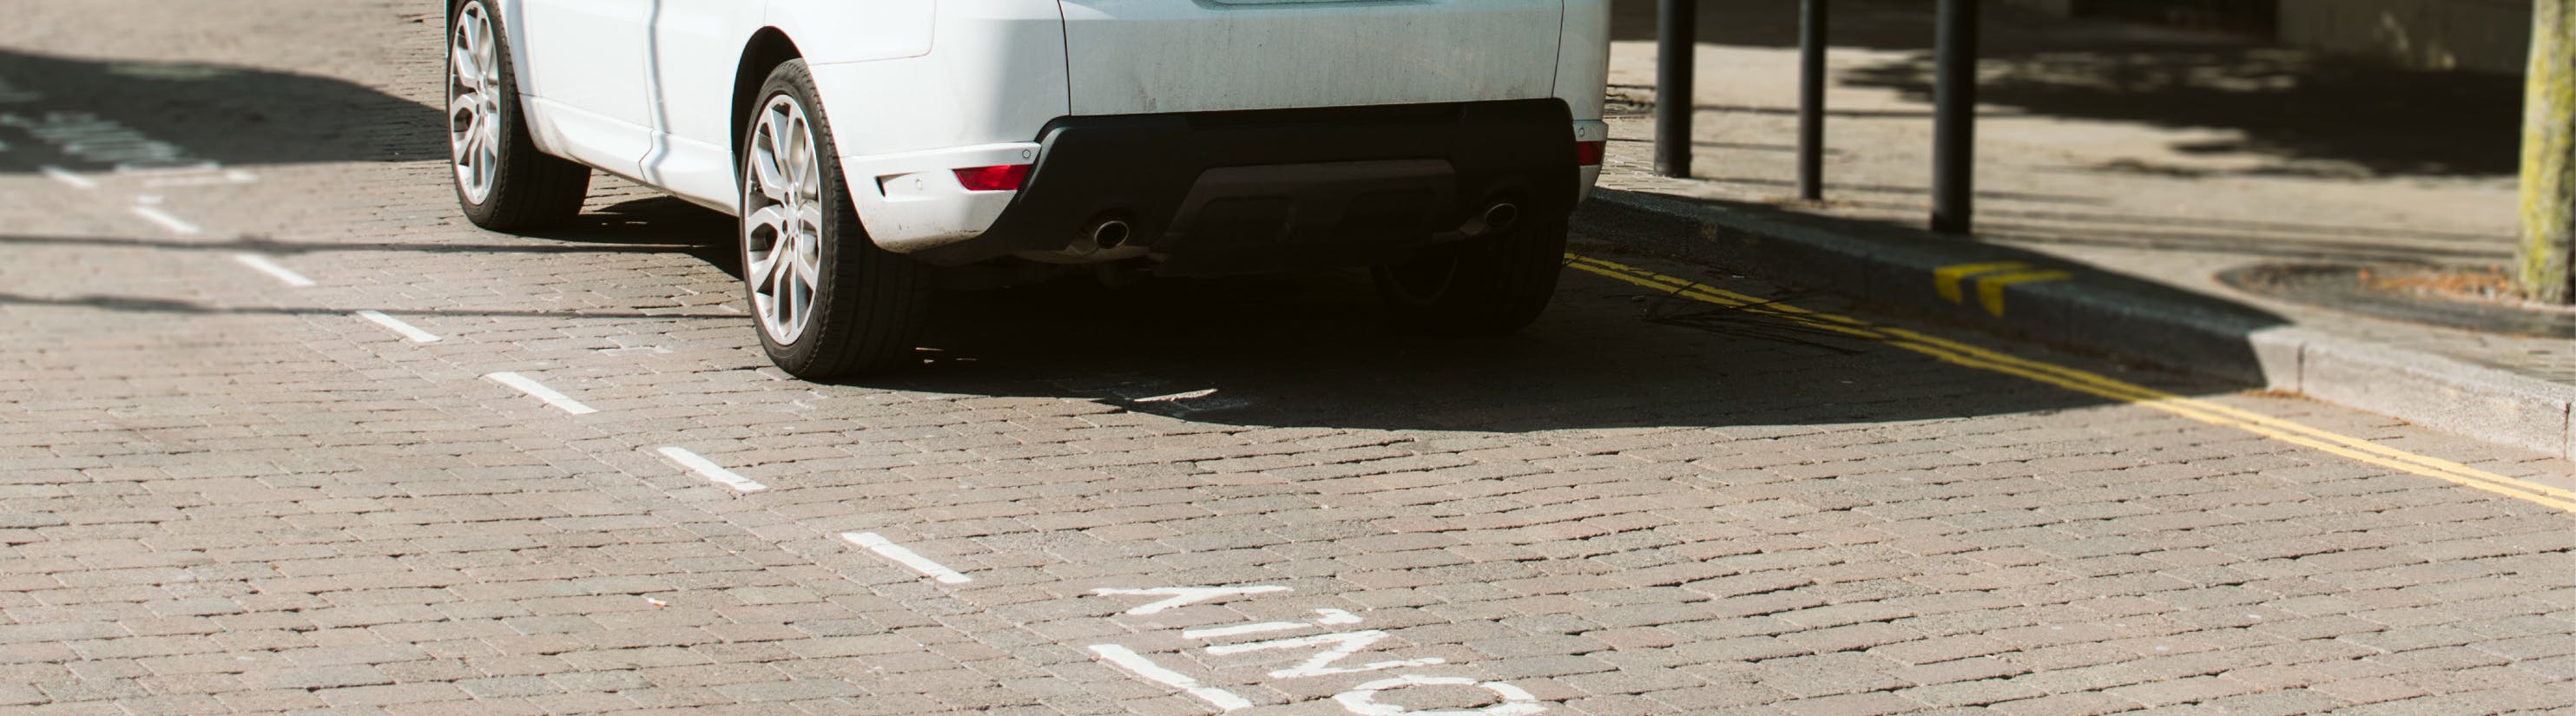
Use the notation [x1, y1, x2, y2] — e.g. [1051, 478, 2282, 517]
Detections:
[232, 253, 313, 287]
[1, 110, 221, 173]
[656, 446, 766, 492]
[841, 532, 971, 584]
[1338, 676, 1544, 716]
[40, 165, 96, 189]
[1568, 253, 2576, 513]
[1091, 585, 1539, 714]
[352, 311, 440, 343]
[1204, 630, 1446, 680]
[483, 371, 598, 416]
[128, 206, 201, 236]
[1090, 644, 1255, 713]
[143, 168, 258, 187]
[1093, 586, 1291, 615]
[0, 74, 36, 103]
[1183, 608, 1363, 640]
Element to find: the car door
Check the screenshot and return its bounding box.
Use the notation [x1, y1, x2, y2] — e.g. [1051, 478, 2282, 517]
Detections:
[517, 0, 655, 179]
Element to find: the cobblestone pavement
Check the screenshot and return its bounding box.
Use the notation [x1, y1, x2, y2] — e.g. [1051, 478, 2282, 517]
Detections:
[1, 2, 2571, 714]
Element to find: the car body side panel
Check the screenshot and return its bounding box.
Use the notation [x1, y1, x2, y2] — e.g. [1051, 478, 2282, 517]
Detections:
[633, 0, 958, 213]
[763, 1, 936, 66]
[806, 0, 1070, 248]
[639, 0, 771, 210]
[804, 0, 1067, 159]
[514, 0, 653, 177]
[480, 0, 566, 157]
[1556, 0, 1612, 122]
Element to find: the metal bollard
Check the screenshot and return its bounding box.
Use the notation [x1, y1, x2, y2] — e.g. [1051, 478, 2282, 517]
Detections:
[1798, 0, 1828, 201]
[1932, 0, 1979, 233]
[1655, 0, 1697, 178]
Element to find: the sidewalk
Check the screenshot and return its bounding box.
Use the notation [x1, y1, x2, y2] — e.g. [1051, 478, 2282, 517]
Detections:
[1579, 0, 2575, 459]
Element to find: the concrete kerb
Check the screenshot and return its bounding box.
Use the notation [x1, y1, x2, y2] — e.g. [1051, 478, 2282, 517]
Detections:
[2260, 329, 2576, 461]
[1576, 189, 2576, 460]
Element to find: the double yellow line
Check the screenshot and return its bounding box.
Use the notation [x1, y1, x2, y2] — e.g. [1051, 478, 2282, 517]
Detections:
[1566, 254, 2576, 513]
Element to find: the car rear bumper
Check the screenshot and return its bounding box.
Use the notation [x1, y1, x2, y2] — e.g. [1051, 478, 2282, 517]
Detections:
[876, 99, 1589, 275]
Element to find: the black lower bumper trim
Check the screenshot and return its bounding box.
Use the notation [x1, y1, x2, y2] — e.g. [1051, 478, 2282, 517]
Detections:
[908, 99, 1578, 276]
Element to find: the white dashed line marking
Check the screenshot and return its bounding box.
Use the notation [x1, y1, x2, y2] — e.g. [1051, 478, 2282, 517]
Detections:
[1088, 644, 1253, 713]
[143, 168, 258, 187]
[840, 532, 971, 584]
[1309, 608, 1363, 626]
[40, 165, 96, 189]
[1117, 385, 1251, 416]
[484, 371, 597, 415]
[232, 253, 314, 287]
[352, 310, 440, 343]
[130, 206, 201, 235]
[656, 446, 767, 492]
[1132, 388, 1218, 404]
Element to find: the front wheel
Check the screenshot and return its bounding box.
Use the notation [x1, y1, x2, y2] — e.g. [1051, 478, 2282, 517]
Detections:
[740, 60, 930, 378]
[447, 0, 588, 230]
[1371, 210, 1570, 334]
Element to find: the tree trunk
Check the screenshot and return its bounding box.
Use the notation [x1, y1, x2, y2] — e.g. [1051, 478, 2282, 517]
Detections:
[2519, 0, 2575, 304]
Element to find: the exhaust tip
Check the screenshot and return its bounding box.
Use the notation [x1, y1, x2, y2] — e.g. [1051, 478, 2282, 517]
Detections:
[1461, 200, 1521, 236]
[1482, 202, 1520, 233]
[1085, 216, 1133, 250]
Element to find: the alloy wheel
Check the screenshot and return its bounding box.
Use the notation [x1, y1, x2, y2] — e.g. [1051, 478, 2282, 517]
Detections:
[446, 3, 504, 204]
[741, 95, 827, 345]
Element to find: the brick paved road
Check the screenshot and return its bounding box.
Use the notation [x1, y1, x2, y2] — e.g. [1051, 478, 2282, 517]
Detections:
[1, 2, 2569, 714]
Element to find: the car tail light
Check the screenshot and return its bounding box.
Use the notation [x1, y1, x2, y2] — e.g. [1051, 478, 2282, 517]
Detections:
[1575, 141, 1606, 167]
[953, 164, 1031, 192]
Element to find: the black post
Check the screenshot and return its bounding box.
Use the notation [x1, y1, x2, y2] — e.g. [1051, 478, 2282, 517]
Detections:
[1797, 0, 1828, 201]
[1932, 0, 1978, 233]
[1656, 0, 1696, 178]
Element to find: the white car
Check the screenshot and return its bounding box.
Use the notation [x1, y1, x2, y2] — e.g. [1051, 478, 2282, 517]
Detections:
[447, 0, 1611, 378]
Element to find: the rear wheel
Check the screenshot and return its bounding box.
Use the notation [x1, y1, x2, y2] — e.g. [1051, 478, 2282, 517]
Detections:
[740, 60, 930, 378]
[1371, 209, 1569, 334]
[447, 0, 589, 230]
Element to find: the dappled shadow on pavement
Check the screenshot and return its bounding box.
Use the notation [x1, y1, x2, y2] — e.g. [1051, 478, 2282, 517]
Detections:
[1840, 47, 2523, 178]
[0, 48, 443, 171]
[1608, 0, 2523, 178]
[0, 289, 736, 322]
[1772, 194, 2521, 265]
[0, 227, 728, 263]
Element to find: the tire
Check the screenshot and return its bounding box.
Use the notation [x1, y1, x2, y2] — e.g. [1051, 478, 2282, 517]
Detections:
[447, 0, 589, 230]
[1370, 208, 1570, 334]
[738, 60, 931, 378]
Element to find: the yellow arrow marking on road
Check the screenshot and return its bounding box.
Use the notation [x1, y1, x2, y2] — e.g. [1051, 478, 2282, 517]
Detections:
[1567, 253, 2576, 514]
[1933, 261, 2030, 303]
[1971, 269, 2073, 317]
[1934, 262, 2075, 318]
